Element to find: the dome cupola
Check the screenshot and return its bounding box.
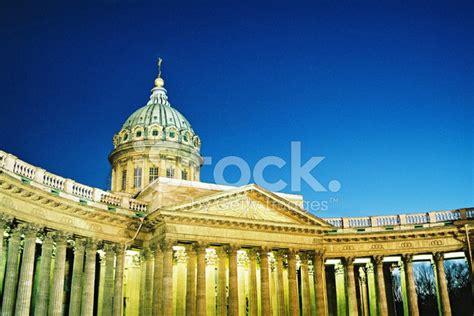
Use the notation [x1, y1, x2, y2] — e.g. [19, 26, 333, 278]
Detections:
[109, 59, 203, 194]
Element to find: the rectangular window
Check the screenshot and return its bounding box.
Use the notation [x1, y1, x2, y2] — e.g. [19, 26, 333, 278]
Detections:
[166, 167, 174, 178]
[149, 167, 159, 183]
[182, 169, 188, 180]
[134, 168, 142, 188]
[121, 170, 127, 191]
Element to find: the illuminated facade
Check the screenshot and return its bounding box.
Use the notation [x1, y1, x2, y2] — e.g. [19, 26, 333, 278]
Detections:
[0, 65, 472, 315]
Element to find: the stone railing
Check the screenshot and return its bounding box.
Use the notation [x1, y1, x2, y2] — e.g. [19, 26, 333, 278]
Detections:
[0, 150, 148, 214]
[324, 207, 474, 229]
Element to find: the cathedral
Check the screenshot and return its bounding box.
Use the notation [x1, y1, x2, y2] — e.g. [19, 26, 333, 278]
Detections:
[0, 63, 472, 316]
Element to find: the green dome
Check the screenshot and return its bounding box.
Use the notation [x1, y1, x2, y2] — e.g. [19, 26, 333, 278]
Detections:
[112, 85, 200, 149]
[122, 91, 194, 133]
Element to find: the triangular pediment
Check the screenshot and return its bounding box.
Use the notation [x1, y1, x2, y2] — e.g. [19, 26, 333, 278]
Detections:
[161, 184, 330, 227]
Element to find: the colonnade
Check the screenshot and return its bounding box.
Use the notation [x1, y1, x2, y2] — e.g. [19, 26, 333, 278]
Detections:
[140, 241, 329, 316]
[0, 219, 463, 315]
[142, 240, 457, 316]
[0, 218, 125, 316]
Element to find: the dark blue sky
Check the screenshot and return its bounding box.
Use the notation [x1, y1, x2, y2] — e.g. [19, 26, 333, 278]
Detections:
[0, 0, 472, 217]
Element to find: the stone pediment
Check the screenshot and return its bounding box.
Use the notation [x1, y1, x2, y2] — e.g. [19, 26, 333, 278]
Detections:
[161, 184, 330, 227]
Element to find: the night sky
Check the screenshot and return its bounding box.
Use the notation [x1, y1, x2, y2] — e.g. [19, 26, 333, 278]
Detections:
[0, 0, 472, 217]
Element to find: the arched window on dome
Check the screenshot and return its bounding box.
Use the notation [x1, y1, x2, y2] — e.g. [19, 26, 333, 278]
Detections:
[152, 130, 159, 137]
[169, 131, 175, 138]
[182, 169, 188, 180]
[136, 131, 142, 138]
[123, 133, 129, 141]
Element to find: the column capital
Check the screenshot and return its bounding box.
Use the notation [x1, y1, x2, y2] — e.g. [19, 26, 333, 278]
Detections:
[73, 238, 86, 251]
[18, 223, 43, 237]
[215, 246, 227, 258]
[274, 249, 287, 260]
[185, 244, 197, 257]
[344, 256, 356, 265]
[104, 243, 116, 254]
[224, 244, 240, 255]
[402, 254, 414, 263]
[150, 242, 160, 253]
[373, 255, 384, 265]
[312, 249, 325, 260]
[0, 213, 14, 228]
[247, 248, 259, 260]
[194, 242, 208, 255]
[299, 251, 310, 262]
[433, 252, 444, 262]
[51, 231, 72, 243]
[115, 243, 126, 254]
[85, 238, 101, 250]
[41, 232, 55, 245]
[287, 248, 298, 259]
[160, 239, 175, 251]
[365, 262, 374, 273]
[142, 247, 153, 259]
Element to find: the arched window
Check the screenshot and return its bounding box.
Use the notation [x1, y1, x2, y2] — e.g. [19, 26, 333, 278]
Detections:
[166, 167, 174, 178]
[182, 169, 188, 180]
[152, 130, 159, 136]
[136, 131, 142, 138]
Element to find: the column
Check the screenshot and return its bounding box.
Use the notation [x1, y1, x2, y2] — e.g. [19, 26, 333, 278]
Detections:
[358, 267, 369, 316]
[81, 239, 99, 316]
[113, 244, 126, 316]
[15, 224, 40, 315]
[139, 251, 147, 315]
[0, 215, 13, 293]
[227, 245, 240, 316]
[237, 251, 247, 316]
[288, 249, 299, 316]
[247, 249, 258, 316]
[1, 227, 21, 315]
[345, 257, 359, 316]
[152, 245, 163, 316]
[176, 248, 187, 316]
[186, 245, 197, 316]
[162, 240, 175, 316]
[216, 247, 228, 316]
[34, 232, 55, 316]
[434, 252, 451, 315]
[402, 254, 419, 316]
[260, 248, 272, 315]
[206, 249, 217, 316]
[373, 256, 389, 316]
[49, 232, 69, 316]
[196, 243, 208, 315]
[0, 214, 13, 273]
[300, 252, 311, 315]
[313, 250, 327, 316]
[69, 239, 86, 316]
[102, 244, 116, 316]
[365, 263, 377, 316]
[275, 251, 286, 316]
[335, 262, 347, 316]
[143, 248, 154, 315]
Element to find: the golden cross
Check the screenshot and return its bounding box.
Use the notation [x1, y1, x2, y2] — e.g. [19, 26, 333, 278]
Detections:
[157, 58, 163, 78]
